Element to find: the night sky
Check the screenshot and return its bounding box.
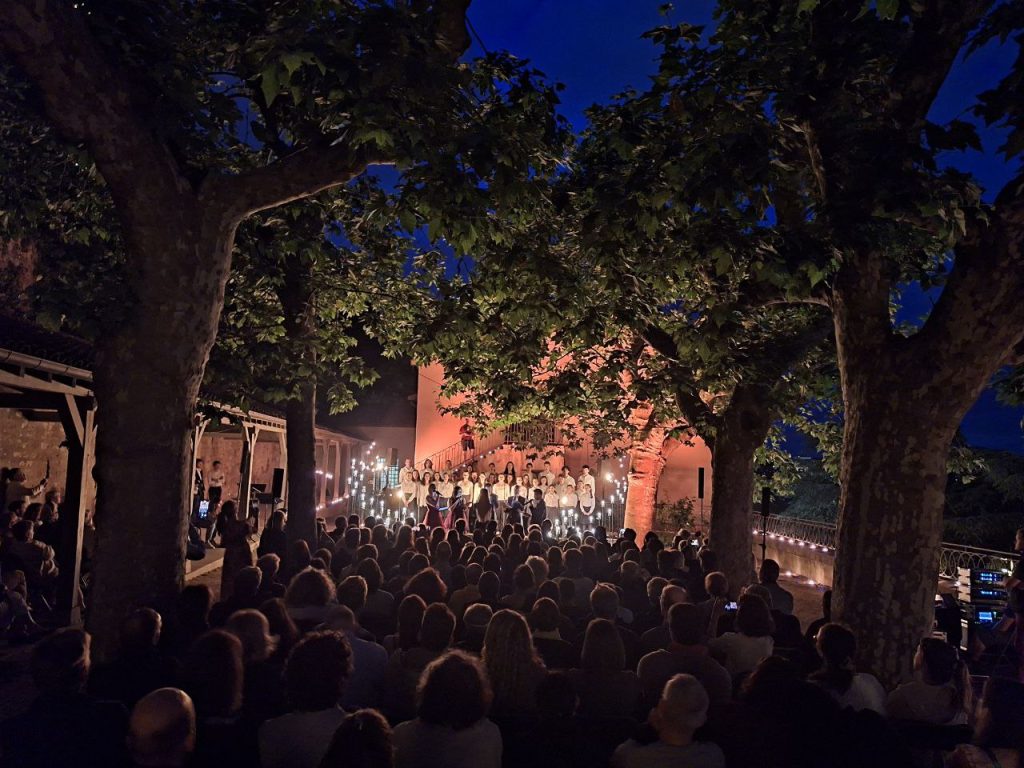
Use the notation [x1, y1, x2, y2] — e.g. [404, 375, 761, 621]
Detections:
[467, 0, 1024, 454]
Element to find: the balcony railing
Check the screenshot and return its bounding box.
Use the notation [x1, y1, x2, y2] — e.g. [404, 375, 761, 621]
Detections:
[752, 514, 1017, 579]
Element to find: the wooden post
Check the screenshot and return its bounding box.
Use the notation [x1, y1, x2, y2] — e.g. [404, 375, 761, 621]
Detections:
[239, 423, 260, 515]
[56, 396, 95, 626]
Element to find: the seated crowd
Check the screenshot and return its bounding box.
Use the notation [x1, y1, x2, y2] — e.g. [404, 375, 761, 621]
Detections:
[1, 517, 1022, 768]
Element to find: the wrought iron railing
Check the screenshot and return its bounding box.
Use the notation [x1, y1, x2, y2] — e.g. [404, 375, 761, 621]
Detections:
[752, 514, 1017, 578]
[418, 421, 561, 475]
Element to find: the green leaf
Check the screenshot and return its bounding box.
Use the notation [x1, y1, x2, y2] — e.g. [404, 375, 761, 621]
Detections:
[260, 65, 281, 107]
[797, 0, 820, 14]
[875, 0, 899, 19]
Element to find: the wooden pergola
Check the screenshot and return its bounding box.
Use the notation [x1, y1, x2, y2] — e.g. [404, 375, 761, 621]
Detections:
[0, 316, 365, 623]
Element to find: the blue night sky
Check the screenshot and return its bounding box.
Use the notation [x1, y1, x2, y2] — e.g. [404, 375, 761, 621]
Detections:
[466, 1, 1024, 453]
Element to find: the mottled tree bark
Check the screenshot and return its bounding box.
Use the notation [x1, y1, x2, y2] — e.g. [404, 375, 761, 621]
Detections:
[278, 260, 318, 549]
[708, 383, 772, 598]
[623, 426, 668, 541]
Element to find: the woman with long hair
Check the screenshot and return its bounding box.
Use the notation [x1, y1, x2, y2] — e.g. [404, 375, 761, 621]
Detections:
[417, 472, 434, 516]
[482, 609, 545, 716]
[809, 623, 886, 714]
[422, 484, 444, 529]
[436, 472, 454, 502]
[445, 486, 466, 530]
[950, 677, 1024, 768]
[502, 461, 517, 482]
[474, 488, 492, 526]
[567, 618, 641, 718]
[886, 637, 972, 724]
[401, 470, 420, 513]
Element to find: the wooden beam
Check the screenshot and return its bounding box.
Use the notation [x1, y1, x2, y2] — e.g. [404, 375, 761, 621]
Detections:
[56, 402, 95, 627]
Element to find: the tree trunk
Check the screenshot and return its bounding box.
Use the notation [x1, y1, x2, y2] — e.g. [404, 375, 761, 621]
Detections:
[623, 426, 668, 541]
[278, 258, 318, 550]
[832, 383, 951, 688]
[708, 383, 772, 598]
[285, 381, 318, 548]
[88, 214, 236, 659]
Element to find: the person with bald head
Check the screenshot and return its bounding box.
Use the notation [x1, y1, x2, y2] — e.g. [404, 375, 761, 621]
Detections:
[612, 674, 725, 768]
[640, 584, 690, 655]
[128, 688, 195, 767]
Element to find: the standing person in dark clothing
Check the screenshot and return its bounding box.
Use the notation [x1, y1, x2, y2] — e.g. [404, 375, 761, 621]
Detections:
[0, 629, 129, 768]
[219, 501, 254, 601]
[527, 488, 547, 528]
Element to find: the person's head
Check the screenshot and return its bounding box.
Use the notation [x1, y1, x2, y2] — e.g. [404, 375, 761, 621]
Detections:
[225, 609, 277, 664]
[418, 650, 492, 730]
[759, 558, 781, 585]
[1014, 527, 1024, 553]
[529, 597, 562, 633]
[660, 584, 689, 619]
[821, 589, 833, 620]
[405, 567, 447, 605]
[337, 575, 368, 614]
[128, 688, 196, 767]
[653, 674, 709, 737]
[536, 671, 578, 719]
[916, 637, 971, 714]
[736, 593, 774, 638]
[195, 459, 204, 470]
[563, 547, 582, 575]
[742, 583, 773, 609]
[397, 594, 427, 649]
[181, 630, 243, 718]
[355, 558, 383, 595]
[513, 563, 536, 594]
[589, 584, 620, 620]
[319, 709, 393, 768]
[177, 584, 212, 630]
[12, 518, 33, 542]
[220, 500, 238, 522]
[668, 602, 706, 647]
[285, 630, 352, 711]
[419, 603, 456, 653]
[483, 609, 541, 690]
[256, 553, 281, 584]
[31, 628, 91, 695]
[120, 608, 162, 654]
[285, 567, 335, 608]
[974, 677, 1024, 751]
[581, 618, 626, 672]
[704, 571, 729, 600]
[464, 606, 495, 638]
[233, 566, 262, 601]
[259, 597, 299, 651]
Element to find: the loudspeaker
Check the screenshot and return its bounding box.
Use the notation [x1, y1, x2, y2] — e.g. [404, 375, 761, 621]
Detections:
[271, 468, 285, 499]
[760, 486, 771, 518]
[389, 447, 399, 466]
[697, 468, 705, 499]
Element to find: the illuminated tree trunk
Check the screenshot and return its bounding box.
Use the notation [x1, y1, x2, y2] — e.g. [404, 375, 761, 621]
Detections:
[89, 213, 236, 660]
[708, 383, 772, 598]
[278, 259, 318, 549]
[623, 426, 668, 541]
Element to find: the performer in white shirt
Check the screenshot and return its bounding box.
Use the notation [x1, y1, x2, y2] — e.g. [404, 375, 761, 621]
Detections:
[578, 465, 596, 497]
[513, 475, 531, 505]
[502, 461, 517, 482]
[557, 467, 576, 495]
[562, 487, 579, 514]
[437, 472, 455, 500]
[578, 482, 596, 518]
[398, 459, 415, 485]
[401, 469, 419, 511]
[458, 472, 474, 501]
[492, 474, 511, 523]
[540, 461, 557, 487]
[543, 483, 560, 511]
[416, 471, 434, 511]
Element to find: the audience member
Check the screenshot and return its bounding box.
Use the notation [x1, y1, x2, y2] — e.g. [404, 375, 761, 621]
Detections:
[639, 584, 689, 655]
[759, 559, 794, 615]
[128, 688, 196, 768]
[483, 609, 546, 716]
[392, 651, 502, 768]
[611, 674, 725, 768]
[886, 637, 972, 724]
[0, 628, 128, 768]
[319, 709, 394, 768]
[709, 593, 774, 679]
[810, 623, 886, 714]
[259, 631, 352, 768]
[90, 607, 177, 710]
[638, 602, 732, 709]
[567, 618, 642, 718]
[949, 677, 1024, 768]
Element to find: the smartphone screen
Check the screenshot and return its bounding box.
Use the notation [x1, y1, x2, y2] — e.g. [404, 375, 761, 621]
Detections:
[197, 500, 210, 519]
[725, 601, 738, 611]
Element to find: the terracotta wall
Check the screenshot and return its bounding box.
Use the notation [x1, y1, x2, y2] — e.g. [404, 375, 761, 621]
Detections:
[196, 431, 283, 503]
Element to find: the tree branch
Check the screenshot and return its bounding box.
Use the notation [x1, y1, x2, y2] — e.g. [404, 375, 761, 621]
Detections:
[886, 0, 993, 131]
[208, 142, 390, 220]
[0, 0, 192, 222]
